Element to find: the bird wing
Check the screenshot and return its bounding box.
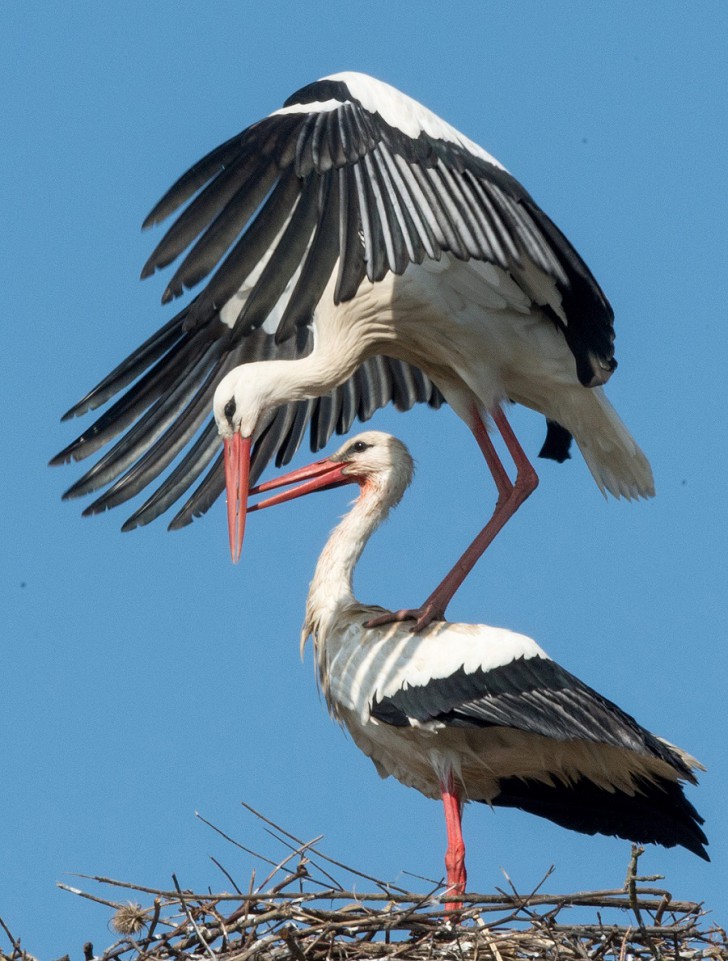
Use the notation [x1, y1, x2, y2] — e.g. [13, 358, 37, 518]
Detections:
[53, 71, 612, 529]
[371, 654, 697, 782]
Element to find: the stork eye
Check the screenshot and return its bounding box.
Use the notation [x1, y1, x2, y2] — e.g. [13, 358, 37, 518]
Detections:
[224, 398, 236, 423]
[349, 441, 371, 455]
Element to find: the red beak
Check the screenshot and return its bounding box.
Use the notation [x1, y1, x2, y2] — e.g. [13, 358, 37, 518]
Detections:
[247, 456, 354, 514]
[223, 434, 252, 563]
[224, 439, 356, 563]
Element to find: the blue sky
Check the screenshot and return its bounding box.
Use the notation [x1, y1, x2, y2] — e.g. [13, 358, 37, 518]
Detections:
[2, 3, 727, 955]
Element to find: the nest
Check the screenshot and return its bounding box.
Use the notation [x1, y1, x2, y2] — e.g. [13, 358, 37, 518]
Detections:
[2, 804, 725, 961]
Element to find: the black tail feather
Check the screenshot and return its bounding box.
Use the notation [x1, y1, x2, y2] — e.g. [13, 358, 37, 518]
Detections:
[488, 773, 709, 861]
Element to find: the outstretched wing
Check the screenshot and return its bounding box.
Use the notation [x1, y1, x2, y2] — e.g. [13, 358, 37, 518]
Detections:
[54, 71, 612, 529]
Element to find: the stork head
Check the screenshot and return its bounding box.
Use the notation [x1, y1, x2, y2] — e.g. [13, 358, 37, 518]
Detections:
[325, 432, 414, 498]
[213, 365, 281, 564]
[247, 431, 415, 520]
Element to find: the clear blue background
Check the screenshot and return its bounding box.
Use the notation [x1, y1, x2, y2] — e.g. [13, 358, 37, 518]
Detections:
[2, 3, 726, 956]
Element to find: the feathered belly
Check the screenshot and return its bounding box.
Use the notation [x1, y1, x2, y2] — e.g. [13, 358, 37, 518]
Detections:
[332, 256, 583, 419]
[336, 706, 683, 806]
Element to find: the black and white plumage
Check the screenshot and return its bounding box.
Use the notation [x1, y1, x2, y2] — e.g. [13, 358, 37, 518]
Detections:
[53, 73, 652, 609]
[247, 430, 706, 904]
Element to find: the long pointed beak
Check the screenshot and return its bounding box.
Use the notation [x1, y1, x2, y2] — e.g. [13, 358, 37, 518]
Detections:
[223, 434, 252, 563]
[247, 457, 354, 513]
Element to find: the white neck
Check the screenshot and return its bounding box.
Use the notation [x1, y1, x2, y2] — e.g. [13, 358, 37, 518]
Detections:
[258, 282, 398, 407]
[255, 353, 350, 407]
[239, 329, 370, 427]
[300, 473, 403, 658]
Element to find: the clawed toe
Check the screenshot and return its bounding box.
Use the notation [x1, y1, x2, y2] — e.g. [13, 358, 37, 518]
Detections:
[364, 604, 445, 633]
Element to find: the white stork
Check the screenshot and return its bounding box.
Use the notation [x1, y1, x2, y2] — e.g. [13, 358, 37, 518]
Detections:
[53, 73, 653, 628]
[247, 431, 705, 909]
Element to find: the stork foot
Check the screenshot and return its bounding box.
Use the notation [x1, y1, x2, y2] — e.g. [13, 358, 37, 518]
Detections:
[365, 602, 446, 633]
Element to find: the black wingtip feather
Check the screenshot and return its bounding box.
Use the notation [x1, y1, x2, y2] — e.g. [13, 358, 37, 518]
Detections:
[141, 132, 252, 230]
[119, 420, 220, 531]
[166, 453, 225, 530]
[55, 309, 191, 426]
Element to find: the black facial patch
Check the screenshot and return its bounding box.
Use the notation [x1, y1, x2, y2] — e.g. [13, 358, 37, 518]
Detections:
[348, 440, 371, 456]
[224, 398, 236, 423]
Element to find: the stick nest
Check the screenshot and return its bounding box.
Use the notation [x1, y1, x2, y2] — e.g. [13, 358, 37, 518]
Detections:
[2, 804, 725, 961]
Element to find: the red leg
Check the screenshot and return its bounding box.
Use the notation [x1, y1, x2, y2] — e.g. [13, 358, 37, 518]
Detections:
[366, 406, 538, 632]
[441, 773, 466, 913]
[471, 411, 514, 498]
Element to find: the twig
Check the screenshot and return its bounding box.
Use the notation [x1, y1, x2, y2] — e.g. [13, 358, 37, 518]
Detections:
[56, 883, 126, 911]
[196, 812, 281, 870]
[624, 844, 646, 927]
[257, 838, 319, 892]
[209, 855, 243, 895]
[172, 874, 215, 961]
[0, 917, 23, 960]
[143, 898, 163, 948]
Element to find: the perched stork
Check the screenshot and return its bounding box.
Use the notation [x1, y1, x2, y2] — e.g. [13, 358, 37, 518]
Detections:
[247, 431, 705, 909]
[53, 73, 653, 627]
